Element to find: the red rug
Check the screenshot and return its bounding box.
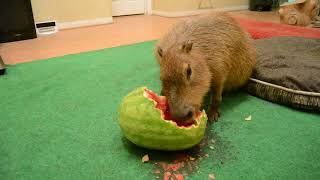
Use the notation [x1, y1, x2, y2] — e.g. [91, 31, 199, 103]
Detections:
[235, 17, 320, 39]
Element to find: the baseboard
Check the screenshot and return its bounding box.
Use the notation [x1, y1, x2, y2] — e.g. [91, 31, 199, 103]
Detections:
[152, 5, 249, 17]
[57, 17, 113, 30]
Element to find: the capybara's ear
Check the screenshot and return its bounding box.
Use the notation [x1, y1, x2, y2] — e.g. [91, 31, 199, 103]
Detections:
[181, 40, 193, 53]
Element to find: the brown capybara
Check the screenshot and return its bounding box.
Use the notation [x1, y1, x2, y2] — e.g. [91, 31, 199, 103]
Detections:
[154, 12, 257, 123]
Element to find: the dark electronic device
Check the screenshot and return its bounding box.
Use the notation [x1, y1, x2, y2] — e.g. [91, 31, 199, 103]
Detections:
[0, 0, 37, 43]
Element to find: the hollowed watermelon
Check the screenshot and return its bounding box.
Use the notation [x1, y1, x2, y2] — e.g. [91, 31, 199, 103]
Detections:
[118, 87, 207, 151]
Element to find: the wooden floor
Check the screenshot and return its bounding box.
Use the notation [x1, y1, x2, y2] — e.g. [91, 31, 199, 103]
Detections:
[0, 10, 279, 64]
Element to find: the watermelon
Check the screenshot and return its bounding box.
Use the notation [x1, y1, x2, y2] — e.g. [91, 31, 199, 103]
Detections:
[118, 87, 207, 151]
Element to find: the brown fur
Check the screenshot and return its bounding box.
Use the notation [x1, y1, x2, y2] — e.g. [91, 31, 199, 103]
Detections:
[154, 12, 257, 122]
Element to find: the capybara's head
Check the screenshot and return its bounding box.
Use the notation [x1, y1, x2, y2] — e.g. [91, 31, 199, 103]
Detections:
[154, 41, 211, 123]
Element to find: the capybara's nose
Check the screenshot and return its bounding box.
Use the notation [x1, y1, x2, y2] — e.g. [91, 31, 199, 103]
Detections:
[185, 110, 193, 119]
[180, 106, 194, 120]
[170, 104, 194, 120]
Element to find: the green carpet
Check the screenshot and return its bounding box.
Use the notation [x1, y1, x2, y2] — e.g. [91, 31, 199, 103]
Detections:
[0, 41, 319, 180]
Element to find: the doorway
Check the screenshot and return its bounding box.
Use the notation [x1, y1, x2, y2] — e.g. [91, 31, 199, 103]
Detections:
[112, 0, 151, 16]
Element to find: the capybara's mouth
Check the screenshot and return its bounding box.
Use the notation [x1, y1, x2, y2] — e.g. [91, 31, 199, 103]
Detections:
[144, 88, 201, 127]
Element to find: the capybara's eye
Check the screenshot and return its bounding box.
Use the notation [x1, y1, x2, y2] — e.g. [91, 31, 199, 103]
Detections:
[157, 47, 163, 57]
[186, 64, 192, 80]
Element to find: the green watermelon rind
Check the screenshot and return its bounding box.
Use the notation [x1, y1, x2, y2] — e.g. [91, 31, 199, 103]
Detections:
[118, 87, 208, 151]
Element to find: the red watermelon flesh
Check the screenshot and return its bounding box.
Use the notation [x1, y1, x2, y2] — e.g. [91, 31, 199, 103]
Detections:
[144, 88, 201, 127]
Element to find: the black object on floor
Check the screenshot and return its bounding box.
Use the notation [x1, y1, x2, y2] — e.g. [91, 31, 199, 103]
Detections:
[0, 56, 6, 75]
[249, 0, 274, 11]
[0, 0, 37, 43]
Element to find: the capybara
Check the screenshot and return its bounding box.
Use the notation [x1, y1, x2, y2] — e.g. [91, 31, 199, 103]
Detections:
[154, 12, 257, 123]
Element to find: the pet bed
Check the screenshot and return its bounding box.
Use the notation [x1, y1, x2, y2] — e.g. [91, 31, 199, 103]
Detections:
[247, 36, 320, 112]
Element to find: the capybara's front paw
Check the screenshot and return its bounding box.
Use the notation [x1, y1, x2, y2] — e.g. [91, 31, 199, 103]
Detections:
[208, 107, 220, 123]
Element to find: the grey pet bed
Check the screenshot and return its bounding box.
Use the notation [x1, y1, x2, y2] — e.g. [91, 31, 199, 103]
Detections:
[247, 36, 320, 112]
